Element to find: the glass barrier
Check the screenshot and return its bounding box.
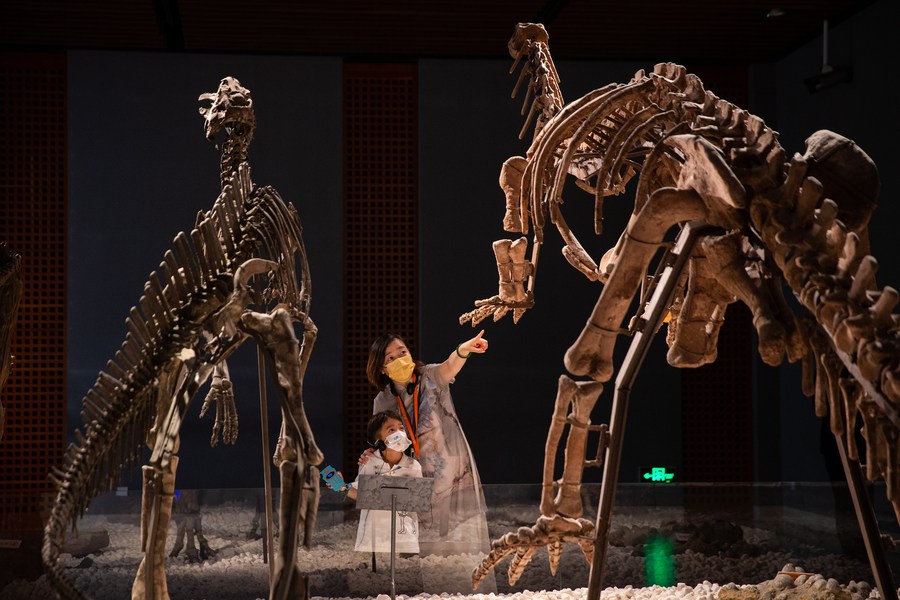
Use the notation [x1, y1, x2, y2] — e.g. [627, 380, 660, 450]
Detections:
[16, 482, 900, 599]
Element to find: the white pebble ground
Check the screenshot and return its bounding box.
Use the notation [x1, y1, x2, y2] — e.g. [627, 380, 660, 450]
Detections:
[2, 496, 896, 600]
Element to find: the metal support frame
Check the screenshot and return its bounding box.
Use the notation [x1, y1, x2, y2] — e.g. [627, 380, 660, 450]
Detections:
[834, 432, 897, 600]
[258, 348, 275, 582]
[587, 221, 712, 600]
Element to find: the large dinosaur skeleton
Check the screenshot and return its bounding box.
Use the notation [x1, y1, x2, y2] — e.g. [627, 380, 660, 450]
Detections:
[462, 23, 898, 598]
[42, 77, 323, 600]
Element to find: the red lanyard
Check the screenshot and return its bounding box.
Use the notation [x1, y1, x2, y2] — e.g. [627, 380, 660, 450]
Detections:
[395, 374, 420, 456]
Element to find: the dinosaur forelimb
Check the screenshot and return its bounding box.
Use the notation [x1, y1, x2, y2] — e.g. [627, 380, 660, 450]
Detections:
[494, 237, 532, 304]
[460, 238, 534, 326]
[500, 156, 528, 233]
[199, 361, 238, 446]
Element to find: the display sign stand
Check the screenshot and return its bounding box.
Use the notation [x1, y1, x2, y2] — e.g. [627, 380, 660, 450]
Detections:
[356, 475, 433, 600]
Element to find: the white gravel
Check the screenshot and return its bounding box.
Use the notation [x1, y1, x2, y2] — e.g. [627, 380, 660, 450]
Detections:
[1, 499, 894, 600]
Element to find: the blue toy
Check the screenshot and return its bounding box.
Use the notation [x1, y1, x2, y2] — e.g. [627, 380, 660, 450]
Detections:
[320, 465, 346, 492]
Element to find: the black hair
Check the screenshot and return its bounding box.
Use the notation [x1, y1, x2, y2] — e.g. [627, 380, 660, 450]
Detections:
[366, 409, 414, 456]
[367, 409, 403, 448]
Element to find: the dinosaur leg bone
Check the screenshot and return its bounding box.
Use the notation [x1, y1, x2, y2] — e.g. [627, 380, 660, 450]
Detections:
[132, 458, 178, 600]
[200, 361, 238, 446]
[665, 250, 734, 368]
[564, 188, 708, 381]
[240, 307, 322, 600]
[543, 375, 603, 518]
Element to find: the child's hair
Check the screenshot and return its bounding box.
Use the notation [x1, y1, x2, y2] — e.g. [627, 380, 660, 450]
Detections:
[367, 409, 404, 447]
[366, 409, 415, 456]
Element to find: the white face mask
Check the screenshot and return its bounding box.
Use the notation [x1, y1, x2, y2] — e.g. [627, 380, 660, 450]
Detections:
[384, 430, 411, 453]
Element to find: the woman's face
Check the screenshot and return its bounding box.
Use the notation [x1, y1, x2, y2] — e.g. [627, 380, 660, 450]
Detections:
[382, 338, 411, 371]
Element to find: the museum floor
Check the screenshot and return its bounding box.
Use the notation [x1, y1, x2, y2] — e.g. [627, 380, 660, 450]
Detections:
[2, 482, 896, 599]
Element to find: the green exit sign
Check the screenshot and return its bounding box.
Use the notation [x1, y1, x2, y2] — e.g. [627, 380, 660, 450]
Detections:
[640, 466, 674, 483]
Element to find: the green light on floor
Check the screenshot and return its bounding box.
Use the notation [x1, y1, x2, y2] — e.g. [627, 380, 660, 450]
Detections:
[644, 534, 675, 586]
[640, 466, 674, 483]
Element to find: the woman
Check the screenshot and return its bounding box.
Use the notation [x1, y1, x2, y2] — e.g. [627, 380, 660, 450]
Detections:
[365, 330, 490, 557]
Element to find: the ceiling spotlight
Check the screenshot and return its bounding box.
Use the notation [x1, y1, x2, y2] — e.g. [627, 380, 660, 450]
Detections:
[766, 8, 785, 18]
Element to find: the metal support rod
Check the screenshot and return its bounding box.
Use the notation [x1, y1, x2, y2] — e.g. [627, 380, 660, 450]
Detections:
[834, 432, 898, 600]
[587, 222, 713, 600]
[258, 347, 275, 584]
[390, 493, 398, 600]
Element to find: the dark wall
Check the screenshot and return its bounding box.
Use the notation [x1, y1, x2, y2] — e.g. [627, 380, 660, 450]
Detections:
[749, 0, 899, 482]
[67, 51, 343, 489]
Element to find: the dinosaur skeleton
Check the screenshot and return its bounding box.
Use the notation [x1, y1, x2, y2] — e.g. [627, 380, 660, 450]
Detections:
[42, 77, 322, 600]
[462, 23, 898, 597]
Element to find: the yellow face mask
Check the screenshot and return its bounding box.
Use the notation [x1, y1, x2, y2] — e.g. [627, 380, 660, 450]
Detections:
[384, 354, 415, 383]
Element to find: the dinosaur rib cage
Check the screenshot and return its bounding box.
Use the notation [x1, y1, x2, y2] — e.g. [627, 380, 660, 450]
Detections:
[519, 63, 776, 245]
[42, 162, 309, 594]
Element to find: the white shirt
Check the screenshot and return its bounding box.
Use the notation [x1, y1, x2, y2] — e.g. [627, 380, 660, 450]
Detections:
[352, 451, 423, 553]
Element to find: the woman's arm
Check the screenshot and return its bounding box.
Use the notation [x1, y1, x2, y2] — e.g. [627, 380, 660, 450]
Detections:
[438, 329, 488, 383]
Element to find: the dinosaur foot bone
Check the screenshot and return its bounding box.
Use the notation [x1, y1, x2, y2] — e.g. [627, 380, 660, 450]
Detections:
[472, 514, 594, 590]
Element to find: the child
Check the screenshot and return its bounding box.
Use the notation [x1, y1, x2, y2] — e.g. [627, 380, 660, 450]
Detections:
[345, 410, 423, 554]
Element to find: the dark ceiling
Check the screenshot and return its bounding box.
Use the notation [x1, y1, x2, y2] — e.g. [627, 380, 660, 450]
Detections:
[0, 0, 877, 64]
